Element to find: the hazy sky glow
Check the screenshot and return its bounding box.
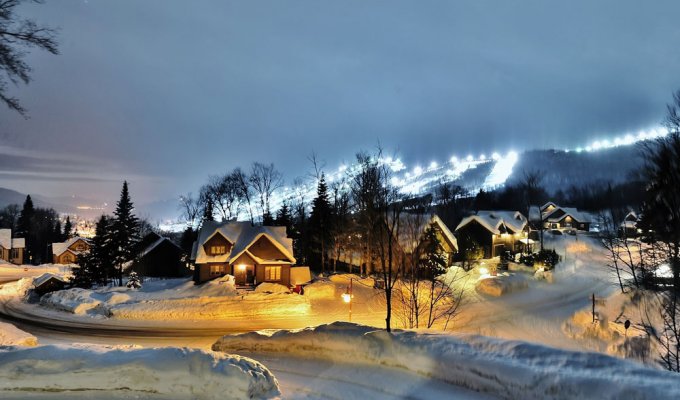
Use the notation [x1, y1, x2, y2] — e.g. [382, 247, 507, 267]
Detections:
[1, 0, 680, 205]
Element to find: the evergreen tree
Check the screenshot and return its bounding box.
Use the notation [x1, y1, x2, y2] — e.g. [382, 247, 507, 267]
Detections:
[110, 182, 140, 286]
[309, 174, 334, 272]
[91, 215, 114, 285]
[179, 226, 197, 259]
[63, 216, 73, 239]
[126, 271, 142, 289]
[202, 195, 215, 223]
[262, 210, 275, 226]
[275, 203, 293, 235]
[16, 195, 34, 238]
[53, 220, 63, 242]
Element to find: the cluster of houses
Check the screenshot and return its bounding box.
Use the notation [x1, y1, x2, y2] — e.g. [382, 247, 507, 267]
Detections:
[4, 200, 642, 292]
[187, 202, 598, 286]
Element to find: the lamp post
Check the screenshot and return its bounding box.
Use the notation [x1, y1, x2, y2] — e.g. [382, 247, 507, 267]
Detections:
[342, 278, 353, 322]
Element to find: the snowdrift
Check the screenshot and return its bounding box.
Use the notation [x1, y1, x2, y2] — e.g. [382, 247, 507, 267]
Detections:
[40, 288, 131, 316]
[0, 322, 37, 346]
[476, 275, 528, 297]
[0, 345, 279, 399]
[213, 322, 680, 400]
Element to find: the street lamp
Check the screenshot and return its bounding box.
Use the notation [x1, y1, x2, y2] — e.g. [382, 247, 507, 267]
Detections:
[341, 278, 353, 322]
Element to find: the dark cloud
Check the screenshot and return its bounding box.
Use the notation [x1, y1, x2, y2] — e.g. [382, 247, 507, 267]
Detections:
[1, 0, 679, 204]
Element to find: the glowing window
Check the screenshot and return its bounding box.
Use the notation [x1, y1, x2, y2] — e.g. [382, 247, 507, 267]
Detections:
[211, 246, 226, 255]
[264, 266, 281, 281]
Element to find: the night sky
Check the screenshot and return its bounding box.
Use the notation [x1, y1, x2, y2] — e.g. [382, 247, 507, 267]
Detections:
[1, 0, 680, 206]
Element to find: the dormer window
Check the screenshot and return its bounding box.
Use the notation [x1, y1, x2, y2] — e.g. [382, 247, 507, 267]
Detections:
[210, 245, 226, 255]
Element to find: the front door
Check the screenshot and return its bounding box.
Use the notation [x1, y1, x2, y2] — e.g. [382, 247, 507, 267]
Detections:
[235, 265, 256, 285]
[246, 266, 255, 285]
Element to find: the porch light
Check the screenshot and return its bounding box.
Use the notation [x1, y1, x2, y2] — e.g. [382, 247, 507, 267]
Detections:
[237, 264, 246, 271]
[479, 266, 489, 275]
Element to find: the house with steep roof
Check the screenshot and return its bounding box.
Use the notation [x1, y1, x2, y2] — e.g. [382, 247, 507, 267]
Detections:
[393, 213, 458, 264]
[127, 232, 187, 278]
[542, 207, 593, 231]
[52, 237, 90, 264]
[190, 221, 296, 286]
[0, 229, 25, 265]
[620, 211, 642, 237]
[454, 211, 528, 258]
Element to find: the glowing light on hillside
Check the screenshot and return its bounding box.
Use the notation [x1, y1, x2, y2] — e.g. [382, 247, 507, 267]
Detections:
[338, 165, 347, 172]
[413, 166, 423, 176]
[466, 154, 473, 162]
[450, 156, 458, 164]
[491, 152, 500, 160]
[429, 161, 438, 169]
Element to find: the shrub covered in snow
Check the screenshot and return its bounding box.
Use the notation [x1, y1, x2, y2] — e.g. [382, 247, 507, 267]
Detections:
[0, 345, 280, 399]
[213, 322, 680, 400]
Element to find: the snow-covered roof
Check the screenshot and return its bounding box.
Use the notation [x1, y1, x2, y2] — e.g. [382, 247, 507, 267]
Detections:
[138, 236, 181, 259]
[540, 202, 559, 212]
[194, 221, 295, 265]
[392, 213, 458, 253]
[52, 237, 90, 257]
[33, 273, 67, 287]
[455, 210, 527, 235]
[0, 229, 11, 249]
[544, 207, 592, 223]
[0, 229, 24, 249]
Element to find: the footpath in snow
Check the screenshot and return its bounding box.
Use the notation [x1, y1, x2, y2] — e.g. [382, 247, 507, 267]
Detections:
[213, 322, 680, 400]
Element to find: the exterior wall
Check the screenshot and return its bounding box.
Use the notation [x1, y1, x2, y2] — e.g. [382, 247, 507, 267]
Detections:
[255, 264, 291, 287]
[195, 262, 229, 283]
[68, 239, 90, 253]
[9, 248, 23, 264]
[0, 248, 8, 263]
[55, 251, 77, 264]
[456, 221, 494, 259]
[249, 236, 288, 260]
[232, 252, 257, 285]
[203, 234, 232, 256]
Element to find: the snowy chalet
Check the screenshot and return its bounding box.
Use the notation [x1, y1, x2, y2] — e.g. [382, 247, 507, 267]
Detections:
[540, 203, 592, 231]
[190, 221, 296, 286]
[52, 237, 90, 264]
[454, 211, 528, 258]
[127, 232, 187, 278]
[393, 213, 458, 266]
[0, 229, 25, 265]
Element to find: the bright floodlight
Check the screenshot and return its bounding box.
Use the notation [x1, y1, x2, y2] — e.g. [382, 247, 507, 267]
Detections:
[450, 156, 458, 164]
[507, 151, 518, 160]
[341, 293, 351, 303]
[466, 154, 473, 162]
[429, 161, 438, 169]
[413, 166, 423, 176]
[339, 164, 347, 172]
[491, 152, 500, 160]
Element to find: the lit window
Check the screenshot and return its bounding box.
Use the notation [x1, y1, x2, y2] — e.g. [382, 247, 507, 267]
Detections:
[210, 265, 223, 275]
[265, 266, 281, 281]
[211, 246, 226, 255]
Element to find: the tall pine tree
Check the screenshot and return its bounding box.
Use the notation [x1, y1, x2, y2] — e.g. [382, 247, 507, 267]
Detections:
[309, 174, 334, 272]
[16, 195, 34, 238]
[110, 182, 140, 286]
[63, 216, 73, 239]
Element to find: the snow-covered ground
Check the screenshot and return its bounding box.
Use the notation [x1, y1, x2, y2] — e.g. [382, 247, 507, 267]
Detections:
[0, 262, 71, 284]
[0, 343, 279, 399]
[214, 322, 680, 400]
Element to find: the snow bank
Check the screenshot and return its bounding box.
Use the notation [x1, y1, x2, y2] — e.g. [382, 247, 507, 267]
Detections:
[213, 322, 680, 400]
[0, 277, 34, 298]
[40, 288, 131, 316]
[563, 290, 659, 362]
[0, 322, 37, 346]
[254, 282, 291, 294]
[476, 275, 528, 297]
[303, 280, 337, 299]
[0, 345, 279, 399]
